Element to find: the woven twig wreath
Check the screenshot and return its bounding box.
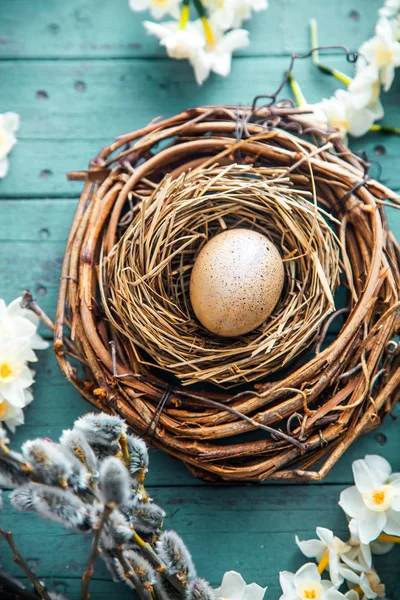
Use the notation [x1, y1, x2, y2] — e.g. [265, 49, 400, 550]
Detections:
[53, 104, 400, 483]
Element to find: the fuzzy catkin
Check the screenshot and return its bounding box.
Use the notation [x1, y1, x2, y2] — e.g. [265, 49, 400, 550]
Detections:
[157, 530, 196, 580]
[99, 457, 131, 506]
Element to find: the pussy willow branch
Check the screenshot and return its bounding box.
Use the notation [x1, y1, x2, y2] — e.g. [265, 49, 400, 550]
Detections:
[0, 527, 52, 600]
[81, 503, 113, 600]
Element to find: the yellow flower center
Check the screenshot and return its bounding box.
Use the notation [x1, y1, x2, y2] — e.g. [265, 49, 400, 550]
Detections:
[0, 401, 8, 419]
[375, 44, 394, 67]
[373, 490, 385, 505]
[0, 363, 12, 380]
[296, 582, 322, 600]
[152, 0, 168, 6]
[371, 80, 381, 103]
[329, 117, 349, 132]
[363, 485, 395, 512]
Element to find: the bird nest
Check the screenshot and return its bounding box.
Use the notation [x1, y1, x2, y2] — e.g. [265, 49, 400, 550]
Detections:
[101, 164, 340, 386]
[52, 104, 400, 483]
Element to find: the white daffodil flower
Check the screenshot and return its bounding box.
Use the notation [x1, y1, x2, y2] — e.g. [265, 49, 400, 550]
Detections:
[215, 571, 267, 600]
[0, 112, 19, 179]
[189, 23, 249, 84]
[296, 527, 351, 587]
[143, 21, 205, 60]
[0, 342, 35, 408]
[339, 455, 400, 545]
[129, 0, 180, 20]
[279, 563, 348, 600]
[378, 0, 400, 18]
[348, 64, 384, 119]
[0, 297, 49, 360]
[211, 0, 268, 31]
[359, 17, 400, 91]
[316, 90, 376, 140]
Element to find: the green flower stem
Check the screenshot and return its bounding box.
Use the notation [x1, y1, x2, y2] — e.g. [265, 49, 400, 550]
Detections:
[288, 72, 307, 107]
[192, 0, 214, 46]
[370, 124, 400, 135]
[179, 0, 190, 30]
[309, 18, 352, 85]
[309, 18, 320, 65]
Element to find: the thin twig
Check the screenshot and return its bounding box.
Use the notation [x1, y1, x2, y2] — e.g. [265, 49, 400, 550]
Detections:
[0, 527, 52, 600]
[132, 531, 184, 593]
[112, 547, 154, 600]
[189, 396, 306, 450]
[81, 504, 113, 600]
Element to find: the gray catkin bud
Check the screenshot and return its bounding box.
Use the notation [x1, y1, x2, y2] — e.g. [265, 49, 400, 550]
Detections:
[133, 501, 165, 535]
[67, 457, 92, 496]
[59, 428, 97, 475]
[12, 483, 94, 531]
[123, 550, 157, 590]
[101, 509, 134, 549]
[119, 489, 140, 522]
[157, 574, 184, 600]
[186, 579, 215, 600]
[101, 549, 125, 583]
[127, 435, 149, 476]
[157, 530, 196, 581]
[99, 457, 131, 507]
[0, 452, 30, 487]
[9, 484, 35, 512]
[74, 413, 125, 446]
[21, 439, 73, 486]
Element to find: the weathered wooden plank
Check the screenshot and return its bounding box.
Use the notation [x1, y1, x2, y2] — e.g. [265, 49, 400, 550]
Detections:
[1, 56, 400, 197]
[1, 483, 398, 599]
[0, 0, 381, 59]
[0, 57, 345, 140]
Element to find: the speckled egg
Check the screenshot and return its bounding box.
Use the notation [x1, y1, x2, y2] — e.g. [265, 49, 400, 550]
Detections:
[190, 229, 285, 337]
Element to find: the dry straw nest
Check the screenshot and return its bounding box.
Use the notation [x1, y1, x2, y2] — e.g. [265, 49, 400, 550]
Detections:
[52, 104, 400, 483]
[101, 164, 340, 386]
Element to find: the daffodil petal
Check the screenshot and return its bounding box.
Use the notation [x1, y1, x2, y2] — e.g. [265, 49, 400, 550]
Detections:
[242, 582, 267, 600]
[295, 535, 325, 560]
[279, 571, 295, 595]
[293, 563, 320, 588]
[365, 455, 392, 483]
[316, 527, 334, 547]
[216, 571, 246, 600]
[339, 486, 368, 519]
[0, 383, 26, 408]
[358, 511, 386, 544]
[326, 588, 350, 600]
[353, 459, 380, 492]
[339, 561, 363, 582]
[384, 507, 400, 536]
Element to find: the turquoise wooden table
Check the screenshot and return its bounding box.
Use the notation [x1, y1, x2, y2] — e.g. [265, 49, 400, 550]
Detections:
[1, 1, 400, 598]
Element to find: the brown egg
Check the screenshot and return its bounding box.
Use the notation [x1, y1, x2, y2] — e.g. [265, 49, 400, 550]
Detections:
[190, 229, 285, 337]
